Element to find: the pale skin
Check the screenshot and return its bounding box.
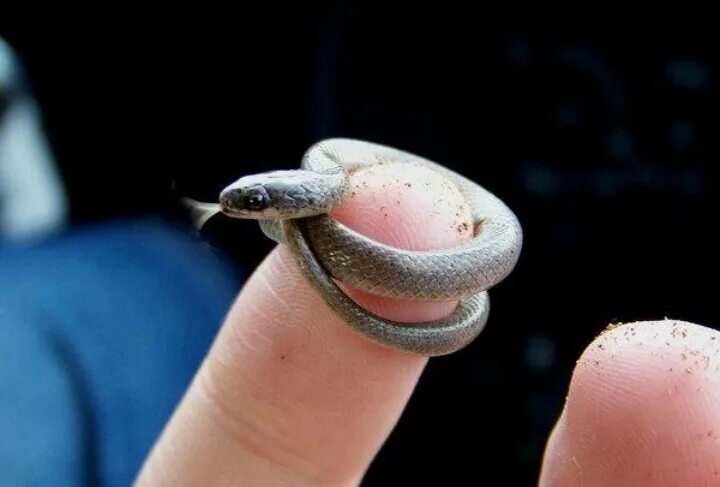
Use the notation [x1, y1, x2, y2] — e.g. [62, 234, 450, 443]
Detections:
[137, 164, 720, 486]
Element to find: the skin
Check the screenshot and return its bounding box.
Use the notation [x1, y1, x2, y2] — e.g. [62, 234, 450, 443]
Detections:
[137, 163, 720, 486]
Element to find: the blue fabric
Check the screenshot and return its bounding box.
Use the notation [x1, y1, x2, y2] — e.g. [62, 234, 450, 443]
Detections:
[0, 219, 241, 486]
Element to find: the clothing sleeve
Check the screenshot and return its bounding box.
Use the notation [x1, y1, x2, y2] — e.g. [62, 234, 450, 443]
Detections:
[0, 308, 85, 486]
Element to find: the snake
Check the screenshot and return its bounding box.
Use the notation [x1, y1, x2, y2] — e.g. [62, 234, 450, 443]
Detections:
[188, 138, 522, 356]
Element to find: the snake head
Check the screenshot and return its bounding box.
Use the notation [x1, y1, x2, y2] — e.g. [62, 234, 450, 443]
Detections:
[219, 177, 271, 218]
[219, 170, 332, 219]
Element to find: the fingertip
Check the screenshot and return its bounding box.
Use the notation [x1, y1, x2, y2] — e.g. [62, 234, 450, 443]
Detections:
[541, 320, 720, 486]
[332, 162, 472, 252]
[333, 162, 473, 322]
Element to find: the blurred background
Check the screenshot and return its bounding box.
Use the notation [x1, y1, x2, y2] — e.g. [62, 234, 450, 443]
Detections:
[2, 10, 718, 486]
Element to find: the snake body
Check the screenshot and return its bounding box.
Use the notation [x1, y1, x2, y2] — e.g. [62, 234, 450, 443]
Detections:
[215, 138, 522, 356]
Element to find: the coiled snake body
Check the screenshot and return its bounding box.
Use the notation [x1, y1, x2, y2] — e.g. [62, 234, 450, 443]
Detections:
[193, 138, 522, 356]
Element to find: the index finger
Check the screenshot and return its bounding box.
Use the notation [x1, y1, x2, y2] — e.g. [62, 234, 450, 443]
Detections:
[137, 162, 474, 485]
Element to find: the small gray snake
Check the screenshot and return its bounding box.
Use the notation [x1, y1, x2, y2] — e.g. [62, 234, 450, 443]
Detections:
[190, 138, 522, 356]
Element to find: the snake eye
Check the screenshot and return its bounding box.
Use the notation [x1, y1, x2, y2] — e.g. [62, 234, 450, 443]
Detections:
[244, 191, 268, 211]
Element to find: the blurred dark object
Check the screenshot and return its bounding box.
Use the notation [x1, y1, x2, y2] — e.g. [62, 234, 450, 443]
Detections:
[3, 9, 719, 485]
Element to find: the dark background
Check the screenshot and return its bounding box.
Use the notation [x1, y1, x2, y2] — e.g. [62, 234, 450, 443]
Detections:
[4, 10, 718, 485]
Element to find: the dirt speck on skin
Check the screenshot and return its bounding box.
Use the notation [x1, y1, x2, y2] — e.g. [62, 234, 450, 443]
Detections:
[599, 321, 624, 338]
[455, 222, 470, 234]
[670, 322, 690, 339]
